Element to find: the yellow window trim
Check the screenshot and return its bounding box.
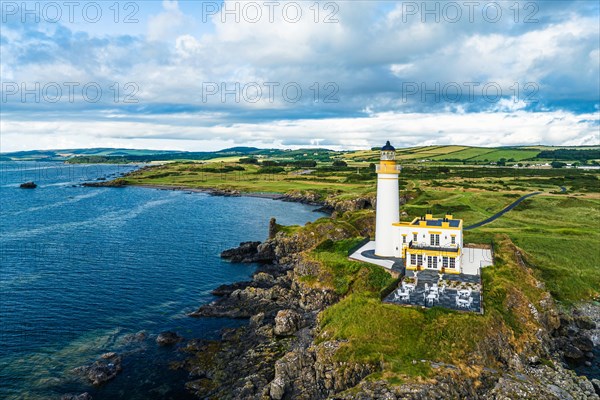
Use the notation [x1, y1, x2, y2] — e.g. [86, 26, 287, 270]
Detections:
[407, 249, 462, 256]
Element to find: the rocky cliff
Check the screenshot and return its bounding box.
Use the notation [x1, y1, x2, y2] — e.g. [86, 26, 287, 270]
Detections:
[179, 213, 598, 400]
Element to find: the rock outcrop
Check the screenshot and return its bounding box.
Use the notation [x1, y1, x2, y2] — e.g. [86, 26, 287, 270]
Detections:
[60, 393, 93, 400]
[20, 181, 37, 188]
[181, 213, 597, 400]
[82, 179, 127, 187]
[156, 331, 183, 346]
[273, 309, 301, 336]
[221, 241, 276, 263]
[554, 309, 597, 366]
[72, 352, 122, 386]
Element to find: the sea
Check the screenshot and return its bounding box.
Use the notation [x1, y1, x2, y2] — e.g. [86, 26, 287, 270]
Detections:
[0, 162, 327, 400]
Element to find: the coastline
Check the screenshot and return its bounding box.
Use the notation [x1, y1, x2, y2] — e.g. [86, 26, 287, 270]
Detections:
[132, 184, 286, 200]
[77, 167, 600, 399]
[83, 178, 333, 211]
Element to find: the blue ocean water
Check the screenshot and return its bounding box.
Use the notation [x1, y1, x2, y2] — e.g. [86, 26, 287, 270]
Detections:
[0, 162, 326, 399]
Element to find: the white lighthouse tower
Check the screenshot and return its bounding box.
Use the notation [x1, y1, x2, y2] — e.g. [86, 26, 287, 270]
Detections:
[374, 141, 400, 257]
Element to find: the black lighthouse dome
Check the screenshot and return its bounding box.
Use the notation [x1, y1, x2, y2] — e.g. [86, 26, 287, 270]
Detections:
[381, 141, 395, 151]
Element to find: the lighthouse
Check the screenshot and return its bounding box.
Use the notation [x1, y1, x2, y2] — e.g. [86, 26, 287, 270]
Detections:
[374, 141, 400, 257]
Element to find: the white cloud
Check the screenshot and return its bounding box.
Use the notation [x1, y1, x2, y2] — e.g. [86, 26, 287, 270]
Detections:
[1, 1, 599, 151]
[147, 0, 191, 42]
[2, 110, 598, 152]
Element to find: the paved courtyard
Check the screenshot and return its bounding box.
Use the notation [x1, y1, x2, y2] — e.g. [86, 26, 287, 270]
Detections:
[462, 245, 494, 275]
[348, 240, 404, 273]
[382, 269, 483, 313]
[350, 241, 486, 313]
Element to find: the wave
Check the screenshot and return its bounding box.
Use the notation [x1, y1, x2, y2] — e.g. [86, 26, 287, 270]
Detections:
[9, 191, 103, 216]
[1, 197, 177, 242]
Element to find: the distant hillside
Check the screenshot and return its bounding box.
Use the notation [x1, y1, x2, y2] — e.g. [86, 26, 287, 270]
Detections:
[1, 145, 599, 165]
[342, 145, 600, 165]
[0, 148, 181, 161]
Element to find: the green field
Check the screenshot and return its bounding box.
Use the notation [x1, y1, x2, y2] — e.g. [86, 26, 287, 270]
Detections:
[426, 147, 541, 162]
[121, 163, 375, 197]
[468, 149, 543, 162]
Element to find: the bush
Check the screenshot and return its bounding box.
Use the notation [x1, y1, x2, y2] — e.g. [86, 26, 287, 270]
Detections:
[258, 166, 285, 174]
[239, 157, 259, 164]
[202, 165, 245, 173]
[344, 173, 376, 183]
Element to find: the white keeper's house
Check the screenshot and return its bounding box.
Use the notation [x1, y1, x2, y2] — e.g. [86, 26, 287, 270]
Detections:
[391, 214, 463, 274]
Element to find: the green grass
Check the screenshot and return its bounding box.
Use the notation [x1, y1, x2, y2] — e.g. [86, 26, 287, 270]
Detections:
[429, 147, 491, 160]
[469, 149, 541, 162]
[123, 163, 374, 196]
[306, 238, 395, 295]
[342, 145, 542, 163]
[473, 196, 600, 302]
[317, 235, 547, 381]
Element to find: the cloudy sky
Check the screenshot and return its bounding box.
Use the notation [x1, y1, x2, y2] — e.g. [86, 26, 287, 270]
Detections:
[1, 0, 599, 152]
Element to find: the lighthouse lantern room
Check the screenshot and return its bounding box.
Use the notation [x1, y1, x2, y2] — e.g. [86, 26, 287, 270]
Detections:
[374, 141, 401, 256]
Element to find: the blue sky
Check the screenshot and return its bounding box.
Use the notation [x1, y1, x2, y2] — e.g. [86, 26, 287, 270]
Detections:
[1, 0, 599, 152]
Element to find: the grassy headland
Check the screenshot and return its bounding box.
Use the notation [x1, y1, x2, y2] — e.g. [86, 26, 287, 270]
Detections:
[93, 145, 599, 384]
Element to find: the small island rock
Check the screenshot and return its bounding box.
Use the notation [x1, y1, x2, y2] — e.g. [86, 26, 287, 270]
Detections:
[20, 181, 37, 189]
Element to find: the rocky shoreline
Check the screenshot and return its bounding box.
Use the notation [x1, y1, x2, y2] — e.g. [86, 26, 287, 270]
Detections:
[174, 218, 600, 399]
[76, 174, 599, 398]
[81, 182, 340, 214]
[81, 172, 390, 215]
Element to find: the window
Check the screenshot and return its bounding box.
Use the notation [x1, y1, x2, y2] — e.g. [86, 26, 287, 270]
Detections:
[428, 256, 438, 269]
[451, 236, 456, 245]
[442, 257, 448, 268]
[449, 258, 456, 268]
[413, 233, 418, 242]
[402, 235, 406, 243]
[411, 254, 416, 265]
[417, 255, 423, 265]
[430, 234, 440, 246]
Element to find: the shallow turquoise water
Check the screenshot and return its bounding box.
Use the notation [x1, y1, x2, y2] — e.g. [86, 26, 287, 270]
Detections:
[0, 162, 326, 399]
